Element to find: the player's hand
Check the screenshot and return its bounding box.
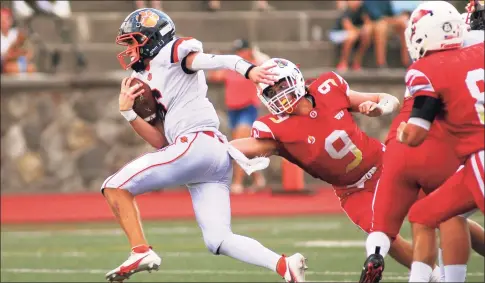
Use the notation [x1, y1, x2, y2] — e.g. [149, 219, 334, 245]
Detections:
[358, 101, 382, 117]
[466, 2, 475, 13]
[119, 77, 145, 111]
[248, 64, 278, 85]
[397, 121, 408, 143]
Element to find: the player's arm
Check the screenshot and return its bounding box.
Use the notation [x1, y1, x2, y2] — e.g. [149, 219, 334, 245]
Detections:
[230, 138, 278, 159]
[398, 96, 442, 146]
[398, 69, 442, 146]
[119, 78, 168, 149]
[348, 90, 400, 117]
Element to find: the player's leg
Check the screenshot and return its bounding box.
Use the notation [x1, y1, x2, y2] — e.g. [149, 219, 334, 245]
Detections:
[188, 181, 307, 282]
[102, 133, 219, 281]
[467, 150, 485, 213]
[407, 169, 477, 283]
[438, 216, 471, 282]
[359, 145, 417, 283]
[467, 217, 485, 256]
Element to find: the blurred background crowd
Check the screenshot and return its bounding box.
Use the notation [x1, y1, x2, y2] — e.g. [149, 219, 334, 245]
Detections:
[0, 0, 466, 195]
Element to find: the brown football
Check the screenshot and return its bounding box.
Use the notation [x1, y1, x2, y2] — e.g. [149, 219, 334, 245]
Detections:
[129, 78, 159, 125]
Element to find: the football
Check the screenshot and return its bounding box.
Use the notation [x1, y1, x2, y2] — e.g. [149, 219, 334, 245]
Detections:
[129, 78, 159, 125]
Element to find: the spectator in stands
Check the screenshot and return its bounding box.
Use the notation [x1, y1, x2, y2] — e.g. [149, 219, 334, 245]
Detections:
[207, 0, 274, 11]
[1, 7, 36, 74]
[12, 0, 86, 73]
[329, 0, 373, 72]
[135, 0, 162, 10]
[207, 39, 269, 194]
[363, 0, 419, 68]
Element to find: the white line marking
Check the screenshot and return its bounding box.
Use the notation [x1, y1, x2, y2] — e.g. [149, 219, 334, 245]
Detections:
[295, 240, 365, 248]
[2, 268, 483, 277]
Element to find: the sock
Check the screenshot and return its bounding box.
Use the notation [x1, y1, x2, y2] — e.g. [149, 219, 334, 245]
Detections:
[444, 265, 467, 282]
[218, 233, 281, 272]
[430, 266, 442, 282]
[438, 248, 446, 282]
[366, 232, 391, 258]
[276, 256, 287, 277]
[409, 261, 433, 282]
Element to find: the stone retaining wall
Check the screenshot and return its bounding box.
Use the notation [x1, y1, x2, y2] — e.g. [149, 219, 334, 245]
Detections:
[0, 70, 405, 193]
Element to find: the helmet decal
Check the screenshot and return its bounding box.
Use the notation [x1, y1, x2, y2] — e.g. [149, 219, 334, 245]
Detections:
[137, 10, 160, 28]
[274, 59, 289, 68]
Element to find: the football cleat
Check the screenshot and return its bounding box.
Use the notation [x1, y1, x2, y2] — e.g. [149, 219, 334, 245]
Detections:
[359, 247, 385, 283]
[282, 253, 308, 283]
[105, 246, 161, 282]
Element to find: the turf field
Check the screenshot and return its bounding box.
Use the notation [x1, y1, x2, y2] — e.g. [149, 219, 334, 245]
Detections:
[1, 214, 484, 282]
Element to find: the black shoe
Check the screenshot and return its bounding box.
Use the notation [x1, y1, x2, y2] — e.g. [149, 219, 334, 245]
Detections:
[359, 247, 385, 283]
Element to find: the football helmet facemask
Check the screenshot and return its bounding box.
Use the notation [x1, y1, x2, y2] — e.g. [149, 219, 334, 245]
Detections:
[116, 8, 175, 72]
[257, 58, 306, 115]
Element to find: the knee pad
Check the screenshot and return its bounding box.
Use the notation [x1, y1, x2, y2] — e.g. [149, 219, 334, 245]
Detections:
[201, 228, 232, 254]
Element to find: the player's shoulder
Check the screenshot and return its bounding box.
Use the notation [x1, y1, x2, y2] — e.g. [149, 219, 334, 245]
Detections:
[150, 36, 203, 67]
[252, 114, 291, 140]
[170, 36, 203, 64]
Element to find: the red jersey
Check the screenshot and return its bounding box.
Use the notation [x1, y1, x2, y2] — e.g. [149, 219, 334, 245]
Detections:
[251, 72, 384, 187]
[405, 43, 484, 158]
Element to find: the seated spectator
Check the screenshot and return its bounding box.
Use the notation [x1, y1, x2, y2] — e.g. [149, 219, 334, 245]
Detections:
[135, 0, 162, 10]
[329, 0, 373, 72]
[12, 0, 86, 73]
[207, 0, 274, 12]
[207, 39, 268, 194]
[1, 8, 36, 74]
[364, 0, 420, 68]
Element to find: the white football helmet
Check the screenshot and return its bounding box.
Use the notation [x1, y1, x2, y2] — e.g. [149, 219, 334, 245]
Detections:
[405, 1, 465, 62]
[257, 58, 306, 115]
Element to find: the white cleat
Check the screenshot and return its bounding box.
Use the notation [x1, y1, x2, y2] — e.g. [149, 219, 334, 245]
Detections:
[105, 248, 161, 282]
[283, 253, 308, 283]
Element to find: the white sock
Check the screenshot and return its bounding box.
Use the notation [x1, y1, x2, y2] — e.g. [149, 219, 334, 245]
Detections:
[438, 248, 446, 282]
[218, 233, 281, 272]
[430, 266, 442, 282]
[366, 232, 391, 258]
[409, 261, 433, 282]
[444, 265, 467, 282]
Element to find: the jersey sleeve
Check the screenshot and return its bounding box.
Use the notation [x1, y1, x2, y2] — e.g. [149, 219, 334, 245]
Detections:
[405, 68, 438, 99]
[170, 37, 203, 64]
[251, 120, 276, 140]
[307, 71, 351, 109]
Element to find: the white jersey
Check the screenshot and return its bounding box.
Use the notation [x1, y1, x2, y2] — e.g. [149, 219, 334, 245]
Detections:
[132, 37, 220, 144]
[463, 30, 484, 46]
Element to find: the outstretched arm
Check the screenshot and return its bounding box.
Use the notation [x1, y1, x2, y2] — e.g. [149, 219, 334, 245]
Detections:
[348, 89, 400, 117]
[183, 52, 277, 85]
[230, 137, 278, 159]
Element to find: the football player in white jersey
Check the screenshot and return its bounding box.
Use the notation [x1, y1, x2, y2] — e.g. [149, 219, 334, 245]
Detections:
[101, 8, 307, 283]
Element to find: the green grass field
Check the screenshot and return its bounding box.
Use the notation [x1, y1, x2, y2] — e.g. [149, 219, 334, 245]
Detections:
[1, 214, 484, 282]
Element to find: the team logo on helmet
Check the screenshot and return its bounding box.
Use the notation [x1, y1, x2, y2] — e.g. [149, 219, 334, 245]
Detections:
[137, 10, 159, 28]
[412, 9, 434, 24]
[274, 59, 289, 68]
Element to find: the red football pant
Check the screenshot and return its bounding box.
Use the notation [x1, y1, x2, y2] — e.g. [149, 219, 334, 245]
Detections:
[334, 167, 382, 233]
[408, 150, 484, 228]
[370, 138, 461, 238]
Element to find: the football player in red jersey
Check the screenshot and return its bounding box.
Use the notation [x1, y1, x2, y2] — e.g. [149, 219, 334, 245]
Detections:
[360, 2, 485, 282]
[391, 1, 484, 282]
[228, 57, 443, 273]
